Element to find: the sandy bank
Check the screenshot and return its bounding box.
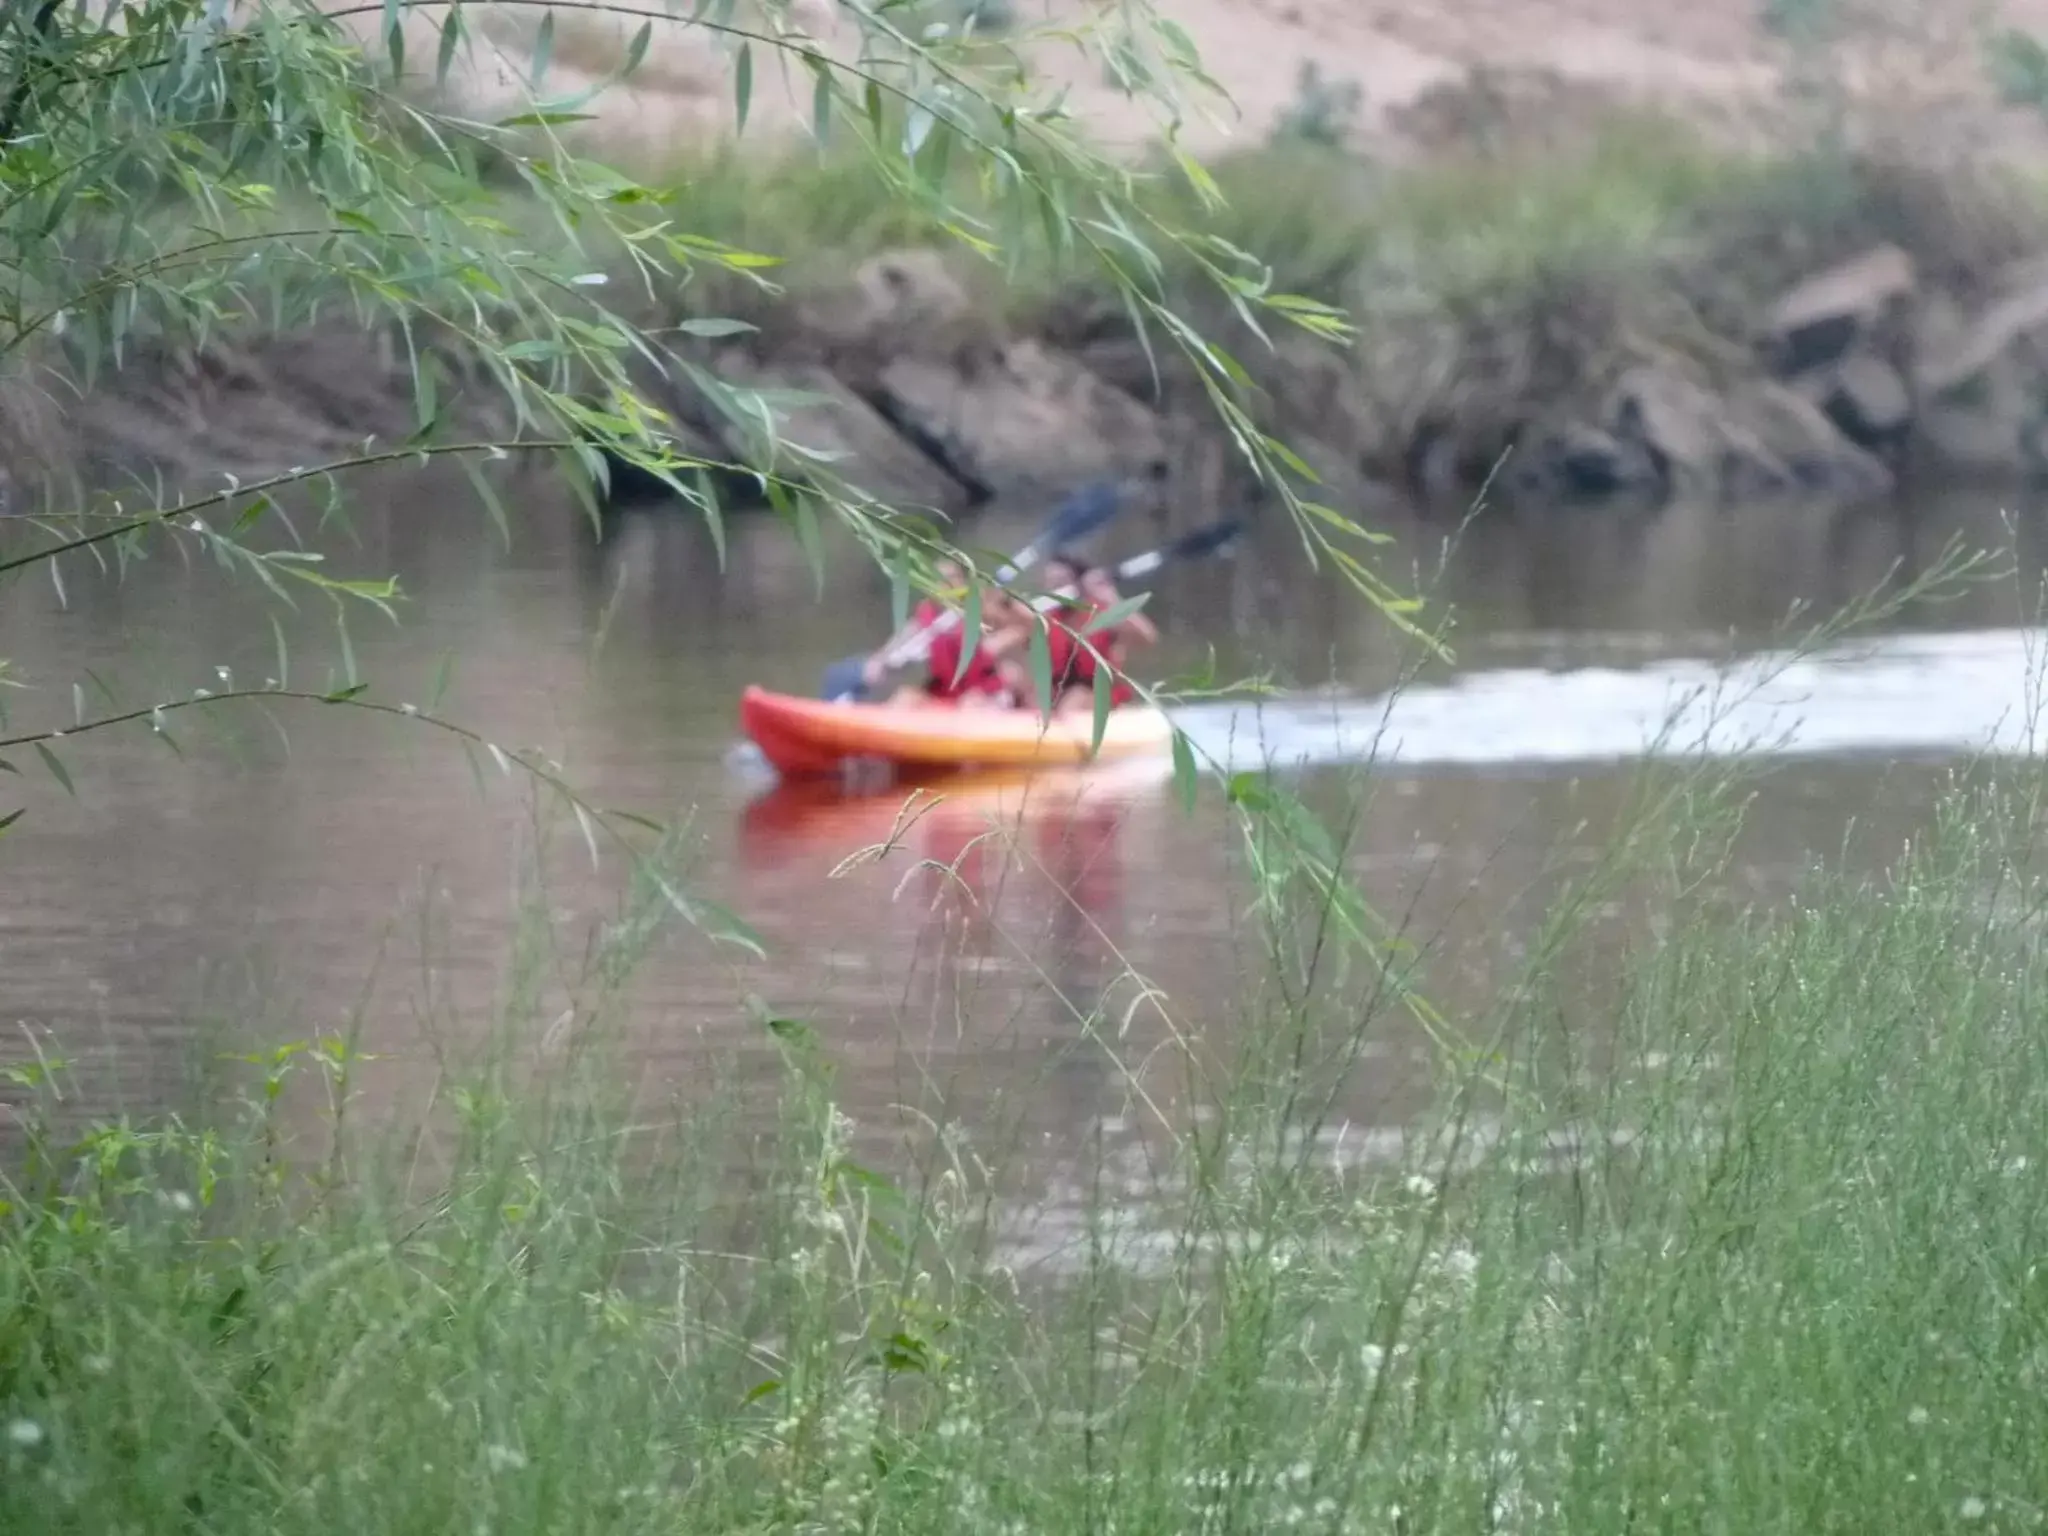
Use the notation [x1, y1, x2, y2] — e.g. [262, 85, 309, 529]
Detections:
[365, 0, 2048, 167]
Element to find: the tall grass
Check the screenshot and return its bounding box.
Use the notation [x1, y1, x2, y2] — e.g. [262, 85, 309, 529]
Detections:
[8, 670, 2048, 1531]
[640, 121, 1757, 316]
[637, 112, 2048, 323]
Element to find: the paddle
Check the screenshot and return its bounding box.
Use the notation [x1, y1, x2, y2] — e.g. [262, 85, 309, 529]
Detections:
[831, 515, 1243, 700]
[874, 516, 1242, 669]
[991, 517, 1244, 627]
[819, 480, 1130, 702]
[1104, 517, 1242, 586]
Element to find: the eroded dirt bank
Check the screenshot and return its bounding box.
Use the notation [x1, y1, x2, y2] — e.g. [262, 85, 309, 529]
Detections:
[23, 2, 2048, 521]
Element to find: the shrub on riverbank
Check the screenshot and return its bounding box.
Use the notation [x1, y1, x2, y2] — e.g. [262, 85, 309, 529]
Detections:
[6, 749, 2047, 1532]
[647, 101, 2025, 320]
[564, 111, 2048, 512]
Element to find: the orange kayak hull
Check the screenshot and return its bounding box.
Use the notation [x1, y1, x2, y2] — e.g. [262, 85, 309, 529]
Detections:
[739, 686, 1175, 779]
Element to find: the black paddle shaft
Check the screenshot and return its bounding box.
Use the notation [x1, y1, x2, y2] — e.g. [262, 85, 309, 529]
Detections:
[818, 481, 1133, 702]
[819, 517, 1242, 703]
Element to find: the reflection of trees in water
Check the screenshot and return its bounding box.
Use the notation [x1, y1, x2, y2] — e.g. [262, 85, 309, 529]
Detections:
[1261, 489, 2042, 675]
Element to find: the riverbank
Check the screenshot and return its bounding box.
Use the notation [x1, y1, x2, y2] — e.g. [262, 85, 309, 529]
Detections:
[6, 753, 2047, 1531]
[615, 113, 2048, 517]
[26, 92, 2048, 531]
[25, 3, 2048, 526]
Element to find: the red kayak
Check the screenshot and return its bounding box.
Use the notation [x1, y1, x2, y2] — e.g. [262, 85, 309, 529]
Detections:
[739, 685, 1175, 779]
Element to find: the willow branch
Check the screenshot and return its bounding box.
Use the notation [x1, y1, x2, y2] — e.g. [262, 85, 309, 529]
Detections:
[0, 0, 65, 145]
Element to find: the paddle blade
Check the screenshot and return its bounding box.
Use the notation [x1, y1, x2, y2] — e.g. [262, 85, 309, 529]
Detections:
[1042, 480, 1124, 551]
[1115, 518, 1244, 583]
[821, 655, 870, 702]
[1171, 518, 1243, 562]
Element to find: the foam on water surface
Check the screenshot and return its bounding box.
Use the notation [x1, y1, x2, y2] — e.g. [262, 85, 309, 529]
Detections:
[1172, 627, 2048, 775]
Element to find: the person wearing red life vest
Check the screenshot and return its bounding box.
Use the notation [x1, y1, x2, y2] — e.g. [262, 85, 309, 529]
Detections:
[865, 559, 966, 702]
[1034, 553, 1088, 700]
[922, 585, 1033, 709]
[1053, 562, 1157, 714]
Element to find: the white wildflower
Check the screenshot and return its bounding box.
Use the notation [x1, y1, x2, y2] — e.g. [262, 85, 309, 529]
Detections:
[1286, 1461, 1312, 1486]
[7, 1419, 44, 1448]
[1359, 1343, 1385, 1376]
[483, 1443, 527, 1473]
[1961, 1497, 1988, 1521]
[1438, 1246, 1479, 1281]
[1908, 1406, 1929, 1426]
[1403, 1174, 1435, 1199]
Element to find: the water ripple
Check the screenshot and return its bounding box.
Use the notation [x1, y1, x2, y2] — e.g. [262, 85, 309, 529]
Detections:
[1176, 627, 2048, 774]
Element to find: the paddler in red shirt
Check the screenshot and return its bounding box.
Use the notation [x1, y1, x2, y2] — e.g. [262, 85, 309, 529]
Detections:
[866, 559, 966, 702]
[1053, 562, 1158, 713]
[1034, 553, 1088, 699]
[922, 584, 1034, 709]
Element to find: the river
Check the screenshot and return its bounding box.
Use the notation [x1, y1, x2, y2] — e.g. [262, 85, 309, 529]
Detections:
[3, 472, 2046, 1227]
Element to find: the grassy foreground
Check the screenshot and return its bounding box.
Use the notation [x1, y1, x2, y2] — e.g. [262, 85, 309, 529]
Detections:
[4, 749, 2048, 1534]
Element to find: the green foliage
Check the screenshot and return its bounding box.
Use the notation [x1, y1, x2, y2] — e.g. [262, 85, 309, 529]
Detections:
[8, 696, 2048, 1530]
[913, 0, 1016, 36]
[0, 0, 1402, 859]
[1269, 62, 1363, 151]
[1, 8, 2044, 1528]
[1989, 28, 2048, 110]
[1758, 0, 1839, 43]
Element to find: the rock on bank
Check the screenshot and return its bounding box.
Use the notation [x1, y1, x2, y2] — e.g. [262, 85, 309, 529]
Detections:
[24, 215, 2048, 525]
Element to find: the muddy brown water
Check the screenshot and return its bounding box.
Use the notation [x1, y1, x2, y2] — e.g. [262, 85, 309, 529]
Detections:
[3, 473, 2047, 1248]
